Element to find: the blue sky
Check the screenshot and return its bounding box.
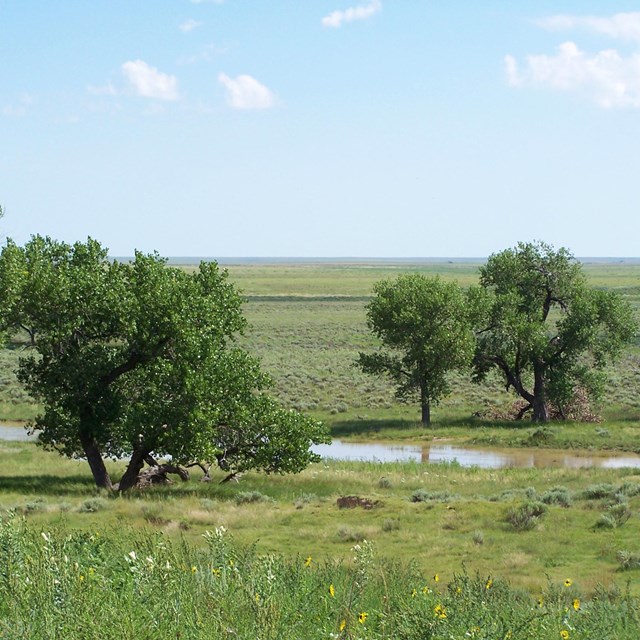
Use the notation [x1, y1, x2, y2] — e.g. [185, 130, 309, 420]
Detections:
[2, 1, 640, 257]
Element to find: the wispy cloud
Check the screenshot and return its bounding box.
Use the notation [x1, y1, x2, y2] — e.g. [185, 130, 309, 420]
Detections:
[179, 18, 203, 33]
[122, 60, 179, 101]
[505, 42, 640, 108]
[2, 93, 33, 117]
[322, 0, 381, 28]
[537, 12, 640, 43]
[218, 73, 276, 109]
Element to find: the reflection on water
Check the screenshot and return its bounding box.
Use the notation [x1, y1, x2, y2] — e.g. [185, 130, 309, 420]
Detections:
[312, 439, 640, 469]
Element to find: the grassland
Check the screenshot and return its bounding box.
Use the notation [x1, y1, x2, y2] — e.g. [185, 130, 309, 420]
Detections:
[1, 259, 640, 636]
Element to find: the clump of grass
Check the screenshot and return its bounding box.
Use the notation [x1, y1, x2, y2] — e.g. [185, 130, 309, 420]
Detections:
[617, 549, 640, 570]
[293, 493, 318, 509]
[596, 503, 631, 529]
[377, 477, 392, 489]
[337, 526, 366, 542]
[141, 505, 170, 526]
[411, 489, 454, 503]
[381, 518, 400, 532]
[78, 497, 107, 513]
[506, 501, 547, 531]
[528, 427, 556, 445]
[576, 483, 617, 500]
[540, 487, 572, 508]
[472, 530, 484, 545]
[234, 491, 274, 505]
[19, 498, 45, 514]
[199, 498, 217, 511]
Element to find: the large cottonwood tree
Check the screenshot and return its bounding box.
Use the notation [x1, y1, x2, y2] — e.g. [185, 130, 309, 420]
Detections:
[0, 236, 328, 491]
[472, 241, 636, 422]
[358, 274, 474, 425]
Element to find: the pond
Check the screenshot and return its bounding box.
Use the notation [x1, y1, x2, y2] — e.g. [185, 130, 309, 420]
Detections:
[311, 439, 640, 469]
[3, 425, 640, 470]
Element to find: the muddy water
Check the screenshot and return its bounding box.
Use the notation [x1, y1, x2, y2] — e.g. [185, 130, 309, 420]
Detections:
[312, 439, 640, 469]
[4, 425, 640, 470]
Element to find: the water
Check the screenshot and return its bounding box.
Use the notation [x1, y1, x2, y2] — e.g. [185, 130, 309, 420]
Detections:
[4, 425, 640, 469]
[312, 439, 640, 469]
[0, 423, 35, 442]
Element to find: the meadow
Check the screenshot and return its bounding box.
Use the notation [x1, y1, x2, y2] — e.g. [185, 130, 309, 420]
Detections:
[1, 259, 640, 637]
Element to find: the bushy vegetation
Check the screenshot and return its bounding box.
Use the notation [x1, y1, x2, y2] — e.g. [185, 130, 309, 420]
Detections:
[2, 515, 640, 639]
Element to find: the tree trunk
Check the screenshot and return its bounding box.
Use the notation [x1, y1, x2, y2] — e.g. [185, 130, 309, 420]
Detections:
[117, 447, 150, 493]
[531, 364, 549, 422]
[80, 433, 113, 490]
[421, 400, 431, 426]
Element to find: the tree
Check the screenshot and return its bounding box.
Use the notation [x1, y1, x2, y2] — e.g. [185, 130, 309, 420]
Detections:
[472, 241, 637, 422]
[357, 274, 474, 425]
[0, 236, 328, 491]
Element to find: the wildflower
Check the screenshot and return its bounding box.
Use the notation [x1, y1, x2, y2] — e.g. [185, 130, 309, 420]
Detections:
[433, 573, 439, 583]
[79, 575, 85, 582]
[191, 566, 198, 574]
[88, 567, 96, 576]
[255, 593, 261, 603]
[423, 586, 431, 594]
[455, 586, 462, 595]
[485, 578, 493, 590]
[564, 578, 572, 588]
[434, 604, 447, 619]
[128, 551, 137, 561]
[339, 620, 346, 632]
[358, 612, 368, 624]
[538, 597, 544, 607]
[573, 598, 580, 611]
[304, 556, 312, 568]
[41, 532, 51, 543]
[329, 583, 335, 597]
[411, 588, 417, 597]
[560, 631, 569, 639]
[211, 568, 221, 576]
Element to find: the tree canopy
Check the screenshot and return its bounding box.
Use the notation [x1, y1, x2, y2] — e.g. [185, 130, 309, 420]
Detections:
[472, 241, 637, 422]
[0, 236, 328, 490]
[358, 274, 474, 425]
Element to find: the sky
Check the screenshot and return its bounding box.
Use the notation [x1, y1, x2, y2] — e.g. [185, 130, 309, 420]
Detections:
[2, 1, 640, 258]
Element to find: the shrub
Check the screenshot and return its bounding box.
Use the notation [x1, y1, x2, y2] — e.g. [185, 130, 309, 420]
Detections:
[411, 489, 454, 503]
[472, 530, 484, 545]
[506, 501, 547, 531]
[596, 503, 631, 529]
[78, 498, 107, 513]
[234, 491, 274, 505]
[617, 549, 640, 570]
[337, 526, 365, 542]
[381, 518, 400, 532]
[378, 477, 392, 489]
[540, 487, 572, 508]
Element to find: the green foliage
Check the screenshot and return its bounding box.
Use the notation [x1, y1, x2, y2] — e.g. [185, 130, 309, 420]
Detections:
[473, 241, 637, 422]
[0, 236, 328, 490]
[2, 517, 640, 639]
[358, 274, 474, 424]
[505, 500, 547, 531]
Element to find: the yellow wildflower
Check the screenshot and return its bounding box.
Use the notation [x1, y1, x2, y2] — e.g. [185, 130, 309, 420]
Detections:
[423, 586, 431, 594]
[560, 631, 569, 639]
[304, 556, 312, 568]
[564, 578, 572, 588]
[358, 612, 368, 624]
[434, 604, 447, 619]
[573, 598, 580, 611]
[485, 578, 493, 590]
[538, 597, 544, 607]
[78, 575, 85, 582]
[411, 588, 417, 597]
[191, 566, 197, 574]
[211, 568, 221, 576]
[433, 573, 439, 583]
[339, 619, 346, 632]
[329, 583, 335, 597]
[255, 593, 261, 603]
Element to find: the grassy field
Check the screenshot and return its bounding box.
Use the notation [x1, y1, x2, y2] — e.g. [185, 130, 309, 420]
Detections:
[1, 260, 640, 636]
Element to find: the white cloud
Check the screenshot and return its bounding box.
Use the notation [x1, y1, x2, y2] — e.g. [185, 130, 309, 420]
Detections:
[121, 60, 179, 101]
[505, 42, 640, 108]
[537, 12, 640, 43]
[218, 73, 276, 109]
[179, 18, 203, 33]
[2, 93, 33, 117]
[322, 0, 381, 28]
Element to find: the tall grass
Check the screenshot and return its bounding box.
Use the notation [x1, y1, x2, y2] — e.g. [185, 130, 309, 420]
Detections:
[1, 515, 639, 639]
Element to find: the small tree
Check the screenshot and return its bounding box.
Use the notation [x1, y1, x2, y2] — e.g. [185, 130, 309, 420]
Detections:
[472, 241, 637, 422]
[0, 236, 328, 491]
[357, 274, 474, 425]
